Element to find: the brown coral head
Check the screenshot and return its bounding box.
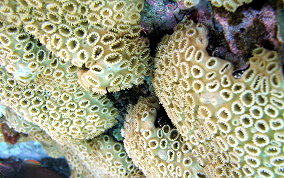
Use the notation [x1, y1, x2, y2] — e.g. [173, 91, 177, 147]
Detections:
[1, 123, 20, 144]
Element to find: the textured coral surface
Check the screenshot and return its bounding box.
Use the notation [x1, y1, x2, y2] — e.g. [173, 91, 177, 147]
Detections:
[62, 134, 143, 178]
[0, 20, 119, 142]
[123, 97, 205, 177]
[0, 0, 283, 178]
[0, 0, 150, 94]
[153, 20, 284, 177]
[210, 0, 252, 12]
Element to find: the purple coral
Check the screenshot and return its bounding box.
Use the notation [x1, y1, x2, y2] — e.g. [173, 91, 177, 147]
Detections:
[215, 5, 279, 56]
[141, 0, 188, 36]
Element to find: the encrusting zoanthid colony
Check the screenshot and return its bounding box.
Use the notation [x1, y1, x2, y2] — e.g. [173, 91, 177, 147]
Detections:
[0, 19, 119, 142]
[1, 105, 143, 178]
[0, 0, 150, 177]
[0, 0, 150, 94]
[3, 108, 63, 158]
[61, 134, 144, 178]
[153, 20, 284, 177]
[0, 0, 283, 177]
[209, 0, 253, 12]
[123, 97, 205, 177]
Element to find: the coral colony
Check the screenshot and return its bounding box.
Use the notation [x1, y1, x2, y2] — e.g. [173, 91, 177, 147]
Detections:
[0, 0, 283, 177]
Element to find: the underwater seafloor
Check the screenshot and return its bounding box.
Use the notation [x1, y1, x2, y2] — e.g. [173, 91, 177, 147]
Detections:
[0, 0, 284, 177]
